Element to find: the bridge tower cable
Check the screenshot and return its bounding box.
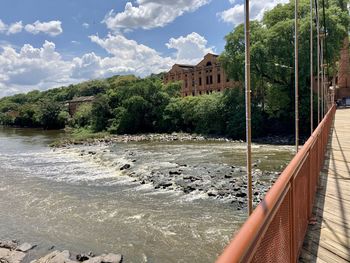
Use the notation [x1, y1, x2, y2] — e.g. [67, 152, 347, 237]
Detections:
[322, 0, 329, 109]
[316, 0, 321, 123]
[321, 34, 324, 117]
[295, 0, 299, 152]
[244, 0, 253, 215]
[310, 0, 314, 134]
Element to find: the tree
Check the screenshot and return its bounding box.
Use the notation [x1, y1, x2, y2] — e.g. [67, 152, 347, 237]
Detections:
[91, 95, 112, 132]
[36, 100, 67, 129]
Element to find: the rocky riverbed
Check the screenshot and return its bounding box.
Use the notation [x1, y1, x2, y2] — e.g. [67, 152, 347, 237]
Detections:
[55, 135, 294, 209]
[0, 240, 122, 263]
[55, 132, 297, 147]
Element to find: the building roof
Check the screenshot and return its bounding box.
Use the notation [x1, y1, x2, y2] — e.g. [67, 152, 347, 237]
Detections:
[68, 96, 95, 103]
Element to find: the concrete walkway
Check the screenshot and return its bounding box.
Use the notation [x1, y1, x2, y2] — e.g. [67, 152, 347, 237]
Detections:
[299, 108, 350, 262]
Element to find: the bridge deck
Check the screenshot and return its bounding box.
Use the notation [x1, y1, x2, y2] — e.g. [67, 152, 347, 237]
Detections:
[300, 108, 350, 263]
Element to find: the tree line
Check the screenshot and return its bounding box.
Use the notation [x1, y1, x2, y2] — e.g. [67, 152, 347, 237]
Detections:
[0, 0, 348, 139]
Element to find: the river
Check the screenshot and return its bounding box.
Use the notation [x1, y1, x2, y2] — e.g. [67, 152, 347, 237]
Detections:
[0, 127, 294, 262]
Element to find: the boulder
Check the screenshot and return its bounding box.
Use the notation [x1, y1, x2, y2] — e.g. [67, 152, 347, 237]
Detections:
[76, 254, 89, 262]
[169, 170, 181, 175]
[0, 240, 18, 250]
[84, 253, 122, 263]
[235, 192, 247, 198]
[31, 250, 76, 263]
[120, 164, 131, 171]
[16, 243, 35, 252]
[0, 248, 26, 263]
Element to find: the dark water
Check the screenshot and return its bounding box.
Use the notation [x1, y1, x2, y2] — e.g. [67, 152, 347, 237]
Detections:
[0, 127, 293, 262]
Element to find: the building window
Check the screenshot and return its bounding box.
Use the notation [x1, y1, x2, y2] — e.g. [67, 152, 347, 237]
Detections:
[210, 76, 213, 84]
[206, 90, 209, 94]
[206, 76, 209, 85]
[199, 77, 202, 86]
[217, 74, 221, 83]
[206, 61, 212, 66]
[192, 91, 195, 96]
[192, 80, 195, 87]
[218, 89, 221, 92]
[199, 91, 202, 95]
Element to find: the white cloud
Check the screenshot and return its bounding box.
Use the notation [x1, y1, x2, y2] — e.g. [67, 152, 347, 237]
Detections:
[0, 20, 23, 35]
[166, 32, 213, 64]
[218, 0, 289, 26]
[103, 0, 210, 30]
[0, 41, 72, 97]
[0, 31, 214, 97]
[82, 22, 90, 29]
[87, 33, 174, 77]
[7, 21, 23, 35]
[24, 20, 63, 36]
[0, 20, 8, 33]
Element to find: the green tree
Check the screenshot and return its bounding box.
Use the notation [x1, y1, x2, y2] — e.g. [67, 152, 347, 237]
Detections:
[91, 95, 112, 132]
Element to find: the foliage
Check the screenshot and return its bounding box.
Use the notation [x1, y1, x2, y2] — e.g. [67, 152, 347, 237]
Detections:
[0, 0, 348, 139]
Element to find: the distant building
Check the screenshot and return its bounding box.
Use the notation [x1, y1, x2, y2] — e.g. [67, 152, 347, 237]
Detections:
[311, 38, 350, 101]
[67, 96, 95, 116]
[335, 38, 350, 99]
[163, 53, 236, 96]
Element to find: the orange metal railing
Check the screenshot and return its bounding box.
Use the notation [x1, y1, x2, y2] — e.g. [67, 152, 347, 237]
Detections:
[216, 105, 336, 263]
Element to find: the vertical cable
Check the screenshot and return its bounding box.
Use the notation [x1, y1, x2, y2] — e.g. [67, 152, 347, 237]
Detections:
[316, 0, 320, 123]
[310, 0, 314, 134]
[321, 35, 324, 117]
[295, 0, 299, 153]
[244, 0, 253, 215]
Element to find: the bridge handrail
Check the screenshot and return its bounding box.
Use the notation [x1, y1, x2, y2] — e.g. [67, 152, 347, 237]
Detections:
[216, 105, 336, 263]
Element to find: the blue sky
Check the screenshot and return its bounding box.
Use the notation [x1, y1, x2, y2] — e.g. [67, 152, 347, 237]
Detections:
[0, 0, 288, 97]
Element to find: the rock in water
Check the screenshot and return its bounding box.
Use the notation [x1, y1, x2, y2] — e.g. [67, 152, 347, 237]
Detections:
[76, 254, 89, 262]
[16, 243, 35, 252]
[0, 248, 26, 263]
[120, 164, 131, 171]
[0, 240, 18, 250]
[84, 253, 123, 263]
[31, 250, 76, 263]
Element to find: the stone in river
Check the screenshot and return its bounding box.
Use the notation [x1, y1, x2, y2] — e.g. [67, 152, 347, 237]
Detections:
[16, 242, 36, 252]
[32, 250, 76, 263]
[120, 164, 131, 171]
[169, 170, 181, 175]
[0, 248, 26, 263]
[0, 240, 18, 250]
[84, 253, 123, 263]
[76, 254, 90, 262]
[235, 192, 247, 198]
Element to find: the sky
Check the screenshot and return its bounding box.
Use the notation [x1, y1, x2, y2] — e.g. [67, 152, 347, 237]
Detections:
[0, 0, 289, 98]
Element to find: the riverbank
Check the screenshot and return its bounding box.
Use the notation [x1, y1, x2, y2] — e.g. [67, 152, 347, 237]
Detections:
[0, 240, 123, 263]
[50, 130, 296, 148]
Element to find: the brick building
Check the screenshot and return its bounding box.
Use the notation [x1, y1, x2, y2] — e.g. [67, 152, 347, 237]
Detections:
[335, 38, 350, 99]
[67, 96, 95, 116]
[163, 53, 236, 96]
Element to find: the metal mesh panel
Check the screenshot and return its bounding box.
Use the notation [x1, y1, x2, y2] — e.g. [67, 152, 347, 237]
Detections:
[293, 157, 310, 254]
[309, 142, 318, 214]
[251, 192, 291, 263]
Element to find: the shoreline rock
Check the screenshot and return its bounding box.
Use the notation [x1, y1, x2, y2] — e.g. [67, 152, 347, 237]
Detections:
[0, 241, 123, 263]
[53, 132, 295, 148]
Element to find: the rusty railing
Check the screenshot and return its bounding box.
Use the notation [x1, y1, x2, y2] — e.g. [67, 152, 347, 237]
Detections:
[216, 105, 336, 263]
